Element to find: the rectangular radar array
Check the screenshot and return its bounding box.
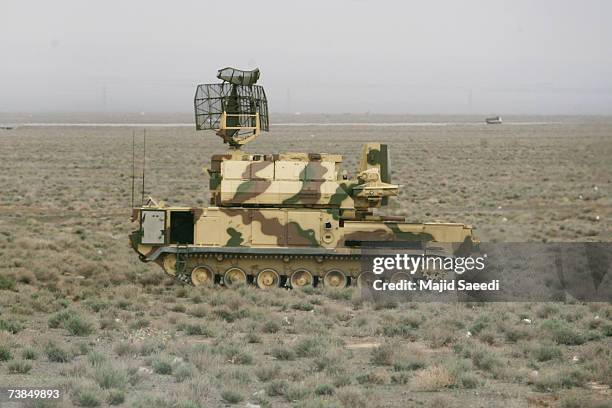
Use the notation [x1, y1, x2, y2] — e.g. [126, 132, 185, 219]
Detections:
[194, 83, 269, 132]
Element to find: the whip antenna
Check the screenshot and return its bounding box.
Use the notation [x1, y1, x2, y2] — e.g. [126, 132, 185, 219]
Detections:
[131, 130, 135, 208]
[141, 129, 146, 205]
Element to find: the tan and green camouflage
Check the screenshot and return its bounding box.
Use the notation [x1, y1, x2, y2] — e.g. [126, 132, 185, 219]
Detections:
[130, 68, 476, 288]
[130, 143, 477, 288]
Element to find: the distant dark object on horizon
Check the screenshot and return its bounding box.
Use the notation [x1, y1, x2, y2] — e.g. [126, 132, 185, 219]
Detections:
[0, 125, 15, 130]
[485, 116, 503, 125]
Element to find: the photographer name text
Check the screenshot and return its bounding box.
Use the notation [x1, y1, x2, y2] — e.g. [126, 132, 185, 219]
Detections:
[372, 279, 499, 292]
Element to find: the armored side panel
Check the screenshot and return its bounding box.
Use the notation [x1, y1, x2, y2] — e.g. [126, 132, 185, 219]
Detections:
[140, 210, 165, 244]
[130, 204, 477, 288]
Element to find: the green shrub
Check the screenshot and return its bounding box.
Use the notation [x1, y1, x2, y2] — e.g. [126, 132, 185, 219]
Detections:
[314, 384, 334, 396]
[8, 360, 32, 374]
[504, 326, 529, 343]
[174, 364, 194, 382]
[0, 275, 16, 290]
[272, 347, 295, 361]
[176, 401, 200, 408]
[379, 316, 420, 339]
[87, 351, 106, 367]
[48, 310, 76, 328]
[84, 300, 107, 313]
[99, 318, 121, 331]
[292, 302, 314, 311]
[0, 319, 24, 334]
[324, 288, 353, 301]
[0, 344, 12, 361]
[294, 338, 320, 358]
[470, 347, 503, 372]
[541, 320, 585, 345]
[533, 367, 588, 391]
[536, 304, 559, 318]
[226, 369, 251, 384]
[49, 310, 94, 336]
[129, 318, 150, 330]
[245, 332, 262, 343]
[171, 304, 187, 313]
[255, 365, 280, 382]
[138, 341, 164, 356]
[559, 367, 588, 388]
[469, 316, 490, 334]
[107, 390, 125, 406]
[285, 385, 310, 401]
[152, 359, 173, 375]
[447, 360, 481, 389]
[182, 324, 213, 337]
[265, 379, 288, 396]
[93, 365, 127, 389]
[22, 347, 37, 360]
[220, 390, 244, 404]
[45, 342, 71, 363]
[114, 342, 137, 357]
[531, 342, 563, 362]
[221, 345, 253, 365]
[393, 355, 426, 371]
[73, 341, 91, 356]
[213, 307, 248, 322]
[72, 387, 102, 407]
[601, 323, 612, 337]
[262, 320, 280, 333]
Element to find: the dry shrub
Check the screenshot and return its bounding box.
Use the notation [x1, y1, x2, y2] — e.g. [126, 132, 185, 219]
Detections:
[356, 368, 390, 385]
[336, 387, 370, 408]
[424, 325, 457, 348]
[412, 365, 455, 391]
[370, 341, 396, 365]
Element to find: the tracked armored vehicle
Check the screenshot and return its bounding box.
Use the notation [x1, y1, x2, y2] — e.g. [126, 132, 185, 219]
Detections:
[130, 68, 477, 289]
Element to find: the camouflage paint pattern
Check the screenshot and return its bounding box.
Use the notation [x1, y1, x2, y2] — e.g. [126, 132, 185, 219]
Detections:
[130, 143, 477, 283]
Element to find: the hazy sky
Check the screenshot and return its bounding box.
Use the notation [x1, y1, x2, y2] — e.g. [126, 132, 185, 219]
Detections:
[1, 0, 611, 114]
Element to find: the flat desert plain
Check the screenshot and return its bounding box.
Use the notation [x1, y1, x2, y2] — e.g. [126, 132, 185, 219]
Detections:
[0, 116, 610, 407]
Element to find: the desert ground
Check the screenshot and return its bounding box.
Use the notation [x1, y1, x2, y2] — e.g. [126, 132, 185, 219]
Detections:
[0, 115, 610, 407]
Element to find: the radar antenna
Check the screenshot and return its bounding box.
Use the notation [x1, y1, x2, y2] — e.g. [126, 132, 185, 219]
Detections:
[194, 67, 269, 149]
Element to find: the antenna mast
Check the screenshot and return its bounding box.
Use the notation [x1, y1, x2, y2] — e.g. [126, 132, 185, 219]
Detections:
[141, 129, 146, 205]
[131, 130, 135, 208]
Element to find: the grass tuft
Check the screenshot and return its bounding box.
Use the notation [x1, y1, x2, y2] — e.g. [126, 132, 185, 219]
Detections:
[45, 341, 72, 363]
[8, 360, 32, 374]
[0, 344, 13, 361]
[93, 365, 128, 389]
[220, 390, 244, 404]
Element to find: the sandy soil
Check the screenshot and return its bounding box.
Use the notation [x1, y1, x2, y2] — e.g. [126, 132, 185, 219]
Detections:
[0, 117, 610, 407]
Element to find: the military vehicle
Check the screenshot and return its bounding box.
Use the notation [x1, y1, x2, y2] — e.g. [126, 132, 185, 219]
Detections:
[129, 68, 477, 289]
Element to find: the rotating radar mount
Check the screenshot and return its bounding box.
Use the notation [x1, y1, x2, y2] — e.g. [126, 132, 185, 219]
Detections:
[194, 67, 269, 149]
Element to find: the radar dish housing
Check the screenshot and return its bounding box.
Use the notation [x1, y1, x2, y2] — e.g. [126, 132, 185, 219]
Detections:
[194, 67, 269, 148]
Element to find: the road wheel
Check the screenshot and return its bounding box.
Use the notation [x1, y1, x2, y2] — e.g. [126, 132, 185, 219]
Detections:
[290, 269, 313, 289]
[323, 269, 347, 288]
[191, 265, 214, 286]
[162, 254, 177, 276]
[224, 267, 247, 287]
[256, 269, 280, 289]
